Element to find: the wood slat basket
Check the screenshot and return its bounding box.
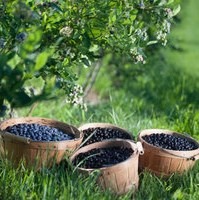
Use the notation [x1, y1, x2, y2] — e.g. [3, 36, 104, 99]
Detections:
[70, 139, 144, 195]
[78, 122, 134, 147]
[0, 117, 83, 169]
[138, 129, 199, 177]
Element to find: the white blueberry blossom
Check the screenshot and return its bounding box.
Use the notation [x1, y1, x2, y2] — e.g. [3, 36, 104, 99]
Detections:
[135, 28, 148, 41]
[156, 20, 171, 46]
[130, 48, 146, 64]
[163, 20, 171, 34]
[60, 26, 73, 37]
[135, 54, 146, 64]
[66, 84, 87, 110]
[156, 30, 167, 46]
[164, 8, 173, 18]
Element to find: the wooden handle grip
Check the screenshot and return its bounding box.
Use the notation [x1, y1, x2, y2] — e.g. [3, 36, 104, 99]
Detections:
[0, 131, 30, 144]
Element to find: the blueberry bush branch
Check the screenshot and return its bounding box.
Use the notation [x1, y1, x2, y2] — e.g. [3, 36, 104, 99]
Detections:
[0, 0, 181, 118]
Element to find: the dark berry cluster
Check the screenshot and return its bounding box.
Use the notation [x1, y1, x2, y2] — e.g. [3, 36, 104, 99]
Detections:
[5, 123, 74, 142]
[0, 38, 5, 49]
[81, 127, 132, 147]
[142, 133, 198, 151]
[16, 32, 27, 42]
[37, 1, 58, 9]
[0, 105, 7, 117]
[73, 146, 133, 169]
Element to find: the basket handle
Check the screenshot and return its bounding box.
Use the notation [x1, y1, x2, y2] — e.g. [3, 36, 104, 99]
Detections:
[135, 141, 144, 155]
[0, 131, 30, 144]
[190, 153, 199, 161]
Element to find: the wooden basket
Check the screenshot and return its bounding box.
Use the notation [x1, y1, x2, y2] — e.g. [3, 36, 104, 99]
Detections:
[138, 129, 199, 177]
[78, 123, 134, 147]
[70, 139, 144, 195]
[0, 117, 83, 169]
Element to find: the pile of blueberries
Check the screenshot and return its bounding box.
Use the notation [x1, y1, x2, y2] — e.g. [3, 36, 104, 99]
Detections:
[81, 127, 133, 147]
[73, 146, 134, 169]
[142, 133, 198, 151]
[5, 123, 75, 142]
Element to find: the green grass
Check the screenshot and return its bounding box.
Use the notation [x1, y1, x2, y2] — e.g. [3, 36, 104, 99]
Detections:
[1, 97, 199, 199]
[1, 0, 199, 199]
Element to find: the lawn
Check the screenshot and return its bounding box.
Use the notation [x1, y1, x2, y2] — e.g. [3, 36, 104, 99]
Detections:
[1, 1, 199, 199]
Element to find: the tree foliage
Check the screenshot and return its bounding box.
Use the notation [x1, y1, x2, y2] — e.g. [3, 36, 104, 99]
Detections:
[0, 0, 181, 117]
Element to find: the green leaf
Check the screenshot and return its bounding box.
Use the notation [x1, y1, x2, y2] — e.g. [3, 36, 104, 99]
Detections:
[147, 40, 158, 45]
[81, 57, 90, 67]
[123, 19, 132, 25]
[130, 15, 137, 21]
[166, 0, 174, 5]
[172, 5, 181, 17]
[50, 3, 63, 13]
[43, 76, 57, 95]
[35, 51, 50, 70]
[7, 54, 21, 69]
[109, 14, 116, 23]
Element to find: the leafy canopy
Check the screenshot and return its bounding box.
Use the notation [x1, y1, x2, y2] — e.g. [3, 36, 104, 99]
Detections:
[0, 0, 181, 116]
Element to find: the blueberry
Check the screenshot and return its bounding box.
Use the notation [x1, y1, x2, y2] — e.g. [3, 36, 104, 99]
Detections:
[5, 123, 75, 142]
[16, 32, 27, 42]
[82, 127, 132, 147]
[0, 38, 5, 49]
[142, 133, 198, 151]
[73, 146, 134, 169]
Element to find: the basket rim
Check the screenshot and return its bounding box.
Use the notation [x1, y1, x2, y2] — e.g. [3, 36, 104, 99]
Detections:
[1, 131, 83, 144]
[0, 117, 83, 143]
[138, 128, 199, 158]
[70, 139, 139, 171]
[78, 122, 134, 140]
